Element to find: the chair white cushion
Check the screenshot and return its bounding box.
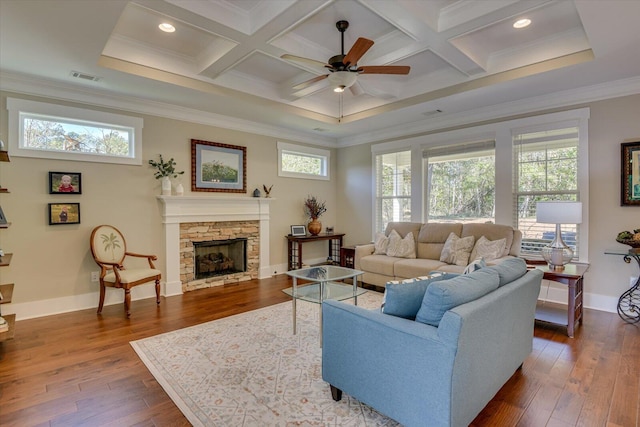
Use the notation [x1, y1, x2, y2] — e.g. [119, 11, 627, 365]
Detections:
[104, 268, 161, 285]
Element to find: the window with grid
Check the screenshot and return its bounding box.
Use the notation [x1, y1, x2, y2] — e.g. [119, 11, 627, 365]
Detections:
[513, 126, 580, 258]
[424, 140, 495, 224]
[374, 150, 411, 232]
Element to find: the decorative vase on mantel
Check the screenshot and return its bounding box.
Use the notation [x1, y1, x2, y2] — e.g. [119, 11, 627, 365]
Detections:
[308, 218, 322, 236]
[161, 176, 172, 196]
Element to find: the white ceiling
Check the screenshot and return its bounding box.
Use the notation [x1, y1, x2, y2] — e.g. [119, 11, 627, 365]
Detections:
[1, 0, 639, 146]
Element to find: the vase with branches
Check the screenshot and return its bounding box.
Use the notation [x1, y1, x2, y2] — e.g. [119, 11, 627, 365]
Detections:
[304, 195, 326, 235]
[149, 155, 184, 195]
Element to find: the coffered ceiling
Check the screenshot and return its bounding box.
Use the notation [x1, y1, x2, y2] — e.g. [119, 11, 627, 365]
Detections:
[1, 0, 639, 145]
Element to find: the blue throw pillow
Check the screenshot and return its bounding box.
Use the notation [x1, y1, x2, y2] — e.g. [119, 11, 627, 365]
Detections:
[484, 257, 527, 287]
[415, 269, 500, 327]
[381, 275, 448, 320]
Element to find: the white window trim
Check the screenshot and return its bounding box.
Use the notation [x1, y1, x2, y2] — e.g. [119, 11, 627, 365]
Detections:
[7, 98, 143, 165]
[370, 108, 590, 262]
[277, 141, 330, 180]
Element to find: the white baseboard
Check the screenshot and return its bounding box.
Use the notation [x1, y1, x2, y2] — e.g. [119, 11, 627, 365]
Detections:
[5, 285, 162, 321]
[539, 279, 617, 313]
[6, 276, 619, 322]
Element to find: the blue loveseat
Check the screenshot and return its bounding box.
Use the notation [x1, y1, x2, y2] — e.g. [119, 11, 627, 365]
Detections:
[322, 258, 542, 427]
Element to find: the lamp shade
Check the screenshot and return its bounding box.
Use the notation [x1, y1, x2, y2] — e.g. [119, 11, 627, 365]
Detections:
[536, 201, 582, 224]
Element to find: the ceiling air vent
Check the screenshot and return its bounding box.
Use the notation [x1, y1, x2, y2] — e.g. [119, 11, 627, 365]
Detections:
[70, 71, 101, 82]
[422, 109, 443, 117]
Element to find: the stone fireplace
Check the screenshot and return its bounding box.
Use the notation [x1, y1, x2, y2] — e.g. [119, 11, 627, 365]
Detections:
[157, 196, 273, 295]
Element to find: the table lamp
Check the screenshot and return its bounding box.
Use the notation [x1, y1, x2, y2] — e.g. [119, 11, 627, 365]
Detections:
[536, 201, 582, 271]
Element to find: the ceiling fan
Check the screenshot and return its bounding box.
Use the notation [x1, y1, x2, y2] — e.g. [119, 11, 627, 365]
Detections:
[281, 20, 410, 94]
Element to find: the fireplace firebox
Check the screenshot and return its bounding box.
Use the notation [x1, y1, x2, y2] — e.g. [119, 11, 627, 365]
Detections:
[194, 238, 247, 279]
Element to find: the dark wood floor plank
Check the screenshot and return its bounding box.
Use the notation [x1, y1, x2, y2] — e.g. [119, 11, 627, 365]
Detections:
[1, 275, 639, 426]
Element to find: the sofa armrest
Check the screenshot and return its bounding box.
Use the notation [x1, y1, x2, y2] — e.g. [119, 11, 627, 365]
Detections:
[354, 243, 374, 270]
[322, 300, 457, 426]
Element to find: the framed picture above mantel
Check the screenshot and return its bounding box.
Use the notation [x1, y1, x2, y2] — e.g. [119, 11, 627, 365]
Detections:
[621, 141, 640, 206]
[191, 139, 246, 193]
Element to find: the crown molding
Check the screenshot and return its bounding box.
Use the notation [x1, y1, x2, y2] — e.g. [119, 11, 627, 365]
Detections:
[0, 71, 338, 147]
[337, 75, 640, 147]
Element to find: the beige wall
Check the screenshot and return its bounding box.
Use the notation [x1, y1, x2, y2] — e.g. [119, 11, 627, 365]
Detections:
[0, 92, 336, 317]
[2, 89, 639, 318]
[336, 94, 640, 311]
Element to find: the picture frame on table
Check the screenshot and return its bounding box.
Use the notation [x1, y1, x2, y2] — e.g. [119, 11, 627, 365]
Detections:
[290, 225, 307, 237]
[621, 141, 640, 206]
[191, 139, 246, 193]
[48, 203, 81, 225]
[49, 171, 82, 194]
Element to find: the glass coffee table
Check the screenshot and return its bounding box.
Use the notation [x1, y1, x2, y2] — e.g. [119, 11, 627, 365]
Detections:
[284, 265, 365, 345]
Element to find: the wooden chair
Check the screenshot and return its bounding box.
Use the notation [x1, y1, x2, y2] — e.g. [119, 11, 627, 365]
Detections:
[90, 225, 161, 317]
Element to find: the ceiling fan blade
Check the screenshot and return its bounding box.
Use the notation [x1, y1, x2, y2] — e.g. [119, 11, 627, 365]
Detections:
[292, 74, 329, 90]
[343, 37, 374, 66]
[281, 54, 328, 68]
[358, 65, 410, 75]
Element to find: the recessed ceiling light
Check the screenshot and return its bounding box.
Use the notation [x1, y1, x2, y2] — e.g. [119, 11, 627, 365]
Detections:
[159, 23, 176, 33]
[513, 18, 531, 29]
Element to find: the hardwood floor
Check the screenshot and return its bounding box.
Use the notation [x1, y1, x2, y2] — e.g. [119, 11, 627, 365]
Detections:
[0, 276, 638, 426]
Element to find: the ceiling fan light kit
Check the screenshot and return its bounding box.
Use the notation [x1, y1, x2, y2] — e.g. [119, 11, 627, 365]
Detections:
[328, 71, 358, 92]
[282, 20, 410, 94]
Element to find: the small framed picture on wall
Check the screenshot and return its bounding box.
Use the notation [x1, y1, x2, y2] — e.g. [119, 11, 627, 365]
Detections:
[49, 203, 81, 225]
[49, 172, 82, 194]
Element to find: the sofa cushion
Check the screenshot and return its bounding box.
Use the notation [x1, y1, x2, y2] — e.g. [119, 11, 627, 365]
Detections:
[393, 258, 448, 279]
[373, 232, 389, 255]
[381, 275, 448, 320]
[470, 236, 506, 262]
[417, 223, 463, 259]
[484, 257, 528, 287]
[359, 254, 399, 277]
[386, 230, 416, 258]
[385, 222, 422, 247]
[462, 223, 515, 257]
[415, 269, 500, 327]
[440, 232, 475, 266]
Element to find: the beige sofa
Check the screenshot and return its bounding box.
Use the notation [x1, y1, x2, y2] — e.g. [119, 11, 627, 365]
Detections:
[355, 222, 522, 287]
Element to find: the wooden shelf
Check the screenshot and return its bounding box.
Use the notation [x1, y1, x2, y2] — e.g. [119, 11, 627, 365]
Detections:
[0, 314, 16, 342]
[0, 283, 14, 304]
[0, 253, 13, 267]
[0, 151, 9, 162]
[0, 188, 9, 193]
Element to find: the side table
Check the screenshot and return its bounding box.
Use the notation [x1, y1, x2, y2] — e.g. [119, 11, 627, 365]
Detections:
[604, 248, 640, 323]
[340, 246, 356, 269]
[286, 233, 345, 270]
[531, 263, 589, 338]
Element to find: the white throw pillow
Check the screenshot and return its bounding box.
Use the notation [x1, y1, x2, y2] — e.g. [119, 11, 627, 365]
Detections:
[386, 230, 416, 258]
[439, 232, 475, 266]
[463, 257, 487, 274]
[471, 236, 507, 262]
[373, 232, 390, 255]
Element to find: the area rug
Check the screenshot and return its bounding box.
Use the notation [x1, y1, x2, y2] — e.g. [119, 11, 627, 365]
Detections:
[131, 291, 401, 426]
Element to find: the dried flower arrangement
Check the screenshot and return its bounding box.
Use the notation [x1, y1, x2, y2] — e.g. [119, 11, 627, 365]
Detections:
[304, 195, 327, 219]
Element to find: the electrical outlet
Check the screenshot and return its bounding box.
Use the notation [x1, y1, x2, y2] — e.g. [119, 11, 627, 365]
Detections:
[91, 271, 100, 282]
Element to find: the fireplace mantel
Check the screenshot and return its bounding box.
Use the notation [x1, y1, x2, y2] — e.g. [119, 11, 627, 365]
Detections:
[157, 196, 273, 295]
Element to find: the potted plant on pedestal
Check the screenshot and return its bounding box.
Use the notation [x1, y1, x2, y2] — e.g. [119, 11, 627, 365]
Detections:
[304, 195, 327, 236]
